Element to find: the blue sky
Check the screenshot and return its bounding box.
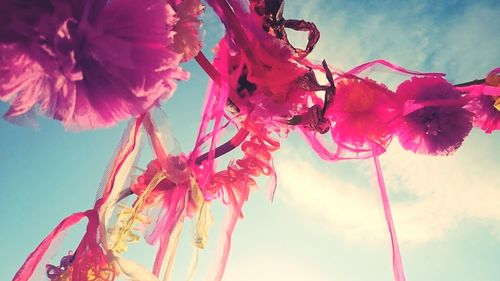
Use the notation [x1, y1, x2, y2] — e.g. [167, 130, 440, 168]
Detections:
[1, 0, 500, 280]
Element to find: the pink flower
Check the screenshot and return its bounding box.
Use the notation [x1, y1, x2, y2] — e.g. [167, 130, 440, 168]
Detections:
[1, 0, 188, 129]
[132, 159, 173, 198]
[466, 69, 500, 133]
[131, 155, 191, 204]
[325, 78, 398, 152]
[395, 77, 472, 155]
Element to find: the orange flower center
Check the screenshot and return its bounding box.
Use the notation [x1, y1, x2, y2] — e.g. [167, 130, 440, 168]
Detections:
[343, 82, 375, 113]
[494, 96, 500, 111]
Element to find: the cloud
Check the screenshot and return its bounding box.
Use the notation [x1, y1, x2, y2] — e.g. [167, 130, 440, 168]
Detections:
[284, 0, 500, 85]
[430, 3, 500, 80]
[223, 255, 335, 281]
[381, 132, 500, 243]
[275, 152, 384, 244]
[285, 0, 438, 70]
[274, 130, 500, 245]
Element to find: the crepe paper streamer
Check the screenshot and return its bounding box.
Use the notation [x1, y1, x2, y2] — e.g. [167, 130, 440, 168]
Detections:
[372, 149, 406, 281]
[13, 212, 88, 281]
[94, 116, 171, 281]
[210, 172, 251, 281]
[65, 210, 116, 281]
[186, 248, 201, 281]
[156, 219, 185, 281]
[207, 123, 280, 196]
[202, 120, 279, 280]
[47, 113, 146, 280]
[141, 115, 195, 277]
[14, 117, 144, 281]
[145, 180, 209, 280]
[189, 49, 231, 174]
[18, 211, 116, 281]
[97, 119, 147, 257]
[138, 112, 216, 280]
[16, 111, 216, 281]
[189, 78, 231, 198]
[153, 177, 212, 281]
[345, 59, 445, 78]
[96, 115, 145, 212]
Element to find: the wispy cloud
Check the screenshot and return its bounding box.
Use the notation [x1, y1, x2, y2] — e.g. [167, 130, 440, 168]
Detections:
[275, 151, 384, 243]
[381, 132, 500, 243]
[285, 0, 500, 83]
[429, 3, 500, 80]
[275, 130, 500, 245]
[223, 255, 336, 281]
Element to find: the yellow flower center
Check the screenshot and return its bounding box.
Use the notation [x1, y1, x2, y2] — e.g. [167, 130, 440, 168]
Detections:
[494, 96, 500, 111]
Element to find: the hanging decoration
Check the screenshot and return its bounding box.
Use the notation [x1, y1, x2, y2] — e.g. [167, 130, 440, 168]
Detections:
[2, 0, 499, 281]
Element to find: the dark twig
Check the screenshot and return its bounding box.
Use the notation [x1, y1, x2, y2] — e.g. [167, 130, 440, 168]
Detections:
[195, 129, 249, 164]
[454, 79, 485, 87]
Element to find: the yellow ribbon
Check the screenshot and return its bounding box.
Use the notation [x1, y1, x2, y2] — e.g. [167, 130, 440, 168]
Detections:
[107, 170, 214, 281]
[189, 177, 213, 249]
[109, 172, 166, 254]
[186, 177, 214, 281]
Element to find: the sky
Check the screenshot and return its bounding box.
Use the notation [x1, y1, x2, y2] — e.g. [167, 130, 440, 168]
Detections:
[1, 0, 500, 280]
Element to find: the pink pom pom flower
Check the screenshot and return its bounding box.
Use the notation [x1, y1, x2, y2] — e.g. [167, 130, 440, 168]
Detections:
[0, 0, 188, 129]
[325, 78, 398, 153]
[466, 69, 500, 134]
[395, 77, 473, 155]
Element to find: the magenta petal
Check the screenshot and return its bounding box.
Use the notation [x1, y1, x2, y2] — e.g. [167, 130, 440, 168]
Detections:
[467, 95, 500, 134]
[1, 0, 186, 129]
[395, 77, 473, 155]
